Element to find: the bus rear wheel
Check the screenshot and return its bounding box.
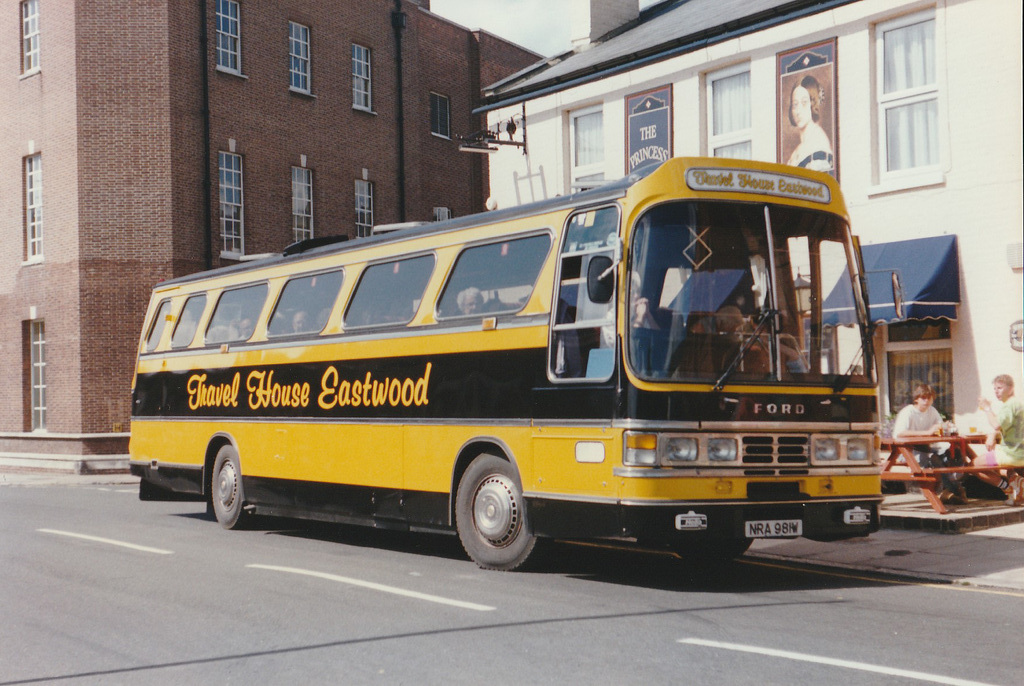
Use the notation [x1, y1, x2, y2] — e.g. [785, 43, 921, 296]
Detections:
[456, 454, 537, 571]
[211, 444, 247, 530]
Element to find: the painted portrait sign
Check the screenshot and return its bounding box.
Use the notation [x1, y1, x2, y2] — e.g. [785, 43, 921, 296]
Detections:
[777, 39, 837, 178]
[625, 85, 672, 174]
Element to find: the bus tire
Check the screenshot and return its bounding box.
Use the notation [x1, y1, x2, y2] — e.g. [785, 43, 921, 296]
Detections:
[456, 454, 537, 571]
[211, 444, 247, 530]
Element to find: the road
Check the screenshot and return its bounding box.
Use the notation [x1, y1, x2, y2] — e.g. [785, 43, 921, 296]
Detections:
[1, 478, 1019, 685]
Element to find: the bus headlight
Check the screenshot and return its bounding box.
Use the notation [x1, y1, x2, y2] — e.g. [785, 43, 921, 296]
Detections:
[707, 438, 738, 462]
[846, 437, 871, 461]
[813, 437, 839, 461]
[664, 437, 699, 463]
[624, 433, 658, 466]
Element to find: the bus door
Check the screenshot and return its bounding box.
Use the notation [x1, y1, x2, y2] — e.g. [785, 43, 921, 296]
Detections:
[532, 206, 620, 499]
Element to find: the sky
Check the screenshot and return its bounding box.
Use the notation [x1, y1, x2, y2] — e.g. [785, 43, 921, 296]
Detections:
[430, 0, 661, 58]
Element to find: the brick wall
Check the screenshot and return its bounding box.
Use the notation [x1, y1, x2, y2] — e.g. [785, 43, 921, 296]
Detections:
[0, 0, 539, 454]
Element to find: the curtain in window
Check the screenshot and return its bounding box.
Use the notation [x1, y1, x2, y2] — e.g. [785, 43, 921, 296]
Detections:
[886, 100, 938, 171]
[883, 20, 935, 93]
[573, 111, 603, 167]
[887, 348, 953, 416]
[883, 19, 937, 171]
[712, 71, 750, 136]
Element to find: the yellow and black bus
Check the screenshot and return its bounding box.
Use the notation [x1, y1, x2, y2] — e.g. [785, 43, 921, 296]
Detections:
[130, 157, 882, 569]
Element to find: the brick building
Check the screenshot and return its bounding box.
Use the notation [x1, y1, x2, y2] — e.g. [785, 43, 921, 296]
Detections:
[0, 0, 538, 467]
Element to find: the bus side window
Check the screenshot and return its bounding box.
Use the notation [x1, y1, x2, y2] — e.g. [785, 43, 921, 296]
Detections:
[144, 299, 172, 352]
[205, 283, 268, 345]
[551, 207, 618, 380]
[267, 270, 345, 337]
[344, 255, 435, 328]
[436, 234, 552, 319]
[170, 294, 207, 349]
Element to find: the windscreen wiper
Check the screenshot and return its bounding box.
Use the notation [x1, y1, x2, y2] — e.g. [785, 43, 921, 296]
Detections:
[713, 308, 775, 392]
[831, 343, 864, 394]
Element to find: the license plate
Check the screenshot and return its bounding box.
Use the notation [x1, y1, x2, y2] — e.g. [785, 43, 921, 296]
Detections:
[744, 519, 802, 538]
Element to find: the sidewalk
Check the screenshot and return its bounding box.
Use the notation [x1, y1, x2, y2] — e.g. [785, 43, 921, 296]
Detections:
[749, 520, 1024, 592]
[4, 469, 1024, 592]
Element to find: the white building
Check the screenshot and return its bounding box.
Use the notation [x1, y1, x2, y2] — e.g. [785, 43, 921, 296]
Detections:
[478, 0, 1023, 425]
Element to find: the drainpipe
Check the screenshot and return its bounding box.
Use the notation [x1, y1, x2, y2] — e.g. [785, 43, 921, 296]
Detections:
[392, 0, 407, 222]
[199, 0, 213, 269]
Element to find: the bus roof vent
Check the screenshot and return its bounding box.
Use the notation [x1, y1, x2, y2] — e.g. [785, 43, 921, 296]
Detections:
[371, 221, 428, 235]
[282, 235, 350, 256]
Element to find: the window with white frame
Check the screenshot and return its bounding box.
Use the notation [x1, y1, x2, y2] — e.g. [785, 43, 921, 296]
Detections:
[289, 22, 310, 93]
[219, 152, 244, 254]
[292, 166, 313, 242]
[708, 65, 751, 159]
[355, 179, 373, 236]
[430, 92, 450, 138]
[30, 320, 46, 431]
[433, 207, 452, 222]
[21, 0, 40, 73]
[877, 11, 939, 178]
[216, 0, 241, 73]
[352, 44, 372, 111]
[25, 154, 43, 259]
[570, 106, 604, 191]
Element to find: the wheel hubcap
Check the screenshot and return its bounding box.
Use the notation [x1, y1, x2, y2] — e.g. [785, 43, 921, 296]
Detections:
[473, 475, 520, 547]
[217, 461, 238, 510]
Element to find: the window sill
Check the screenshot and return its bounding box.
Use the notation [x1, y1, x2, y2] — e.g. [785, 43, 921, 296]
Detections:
[289, 86, 316, 99]
[215, 66, 248, 79]
[19, 67, 41, 81]
[219, 251, 243, 261]
[353, 105, 376, 115]
[22, 256, 44, 267]
[868, 170, 945, 198]
[430, 132, 452, 141]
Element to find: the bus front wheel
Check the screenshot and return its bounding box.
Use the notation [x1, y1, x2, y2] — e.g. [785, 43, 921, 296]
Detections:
[211, 444, 247, 530]
[456, 454, 537, 571]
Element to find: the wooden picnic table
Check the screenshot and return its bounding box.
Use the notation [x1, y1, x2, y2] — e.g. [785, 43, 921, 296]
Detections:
[880, 433, 991, 514]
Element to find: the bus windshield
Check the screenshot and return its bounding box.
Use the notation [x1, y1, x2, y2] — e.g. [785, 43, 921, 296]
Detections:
[627, 200, 871, 387]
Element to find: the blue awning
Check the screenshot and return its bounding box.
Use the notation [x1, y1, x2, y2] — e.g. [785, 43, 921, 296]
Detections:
[823, 235, 960, 324]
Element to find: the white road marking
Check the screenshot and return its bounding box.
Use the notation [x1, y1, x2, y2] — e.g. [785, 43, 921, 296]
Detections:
[678, 638, 996, 686]
[38, 529, 173, 555]
[248, 564, 495, 611]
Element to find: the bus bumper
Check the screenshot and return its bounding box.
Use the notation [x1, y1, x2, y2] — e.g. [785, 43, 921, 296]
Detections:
[527, 496, 881, 544]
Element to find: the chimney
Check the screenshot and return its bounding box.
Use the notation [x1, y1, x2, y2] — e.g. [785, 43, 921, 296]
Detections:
[570, 0, 640, 50]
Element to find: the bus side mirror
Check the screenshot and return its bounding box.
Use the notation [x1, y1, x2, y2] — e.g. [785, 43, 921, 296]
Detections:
[587, 256, 614, 304]
[891, 272, 905, 320]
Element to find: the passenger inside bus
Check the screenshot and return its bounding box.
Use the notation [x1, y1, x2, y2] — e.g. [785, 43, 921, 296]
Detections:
[456, 287, 484, 315]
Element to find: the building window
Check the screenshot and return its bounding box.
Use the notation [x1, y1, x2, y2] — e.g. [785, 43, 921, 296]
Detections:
[30, 320, 46, 431]
[885, 320, 953, 416]
[352, 44, 372, 111]
[216, 0, 241, 73]
[25, 154, 43, 260]
[433, 207, 452, 222]
[289, 22, 310, 93]
[570, 106, 604, 191]
[877, 11, 939, 177]
[355, 179, 373, 237]
[292, 166, 313, 243]
[219, 152, 244, 255]
[708, 65, 751, 159]
[430, 92, 450, 138]
[21, 0, 40, 73]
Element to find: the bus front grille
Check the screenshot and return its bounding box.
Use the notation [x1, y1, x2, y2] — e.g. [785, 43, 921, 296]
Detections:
[741, 435, 809, 466]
